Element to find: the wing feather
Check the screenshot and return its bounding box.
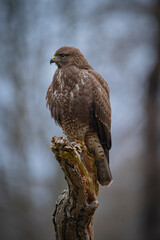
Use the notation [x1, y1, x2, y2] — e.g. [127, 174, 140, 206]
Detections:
[89, 71, 112, 151]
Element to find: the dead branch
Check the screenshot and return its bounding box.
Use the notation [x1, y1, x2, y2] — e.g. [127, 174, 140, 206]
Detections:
[50, 136, 99, 240]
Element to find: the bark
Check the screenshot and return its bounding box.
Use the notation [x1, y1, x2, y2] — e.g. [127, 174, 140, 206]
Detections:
[50, 136, 99, 240]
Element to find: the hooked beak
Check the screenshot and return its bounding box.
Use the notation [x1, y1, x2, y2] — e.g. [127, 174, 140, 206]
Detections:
[50, 56, 56, 64]
[50, 59, 54, 64]
[50, 56, 61, 64]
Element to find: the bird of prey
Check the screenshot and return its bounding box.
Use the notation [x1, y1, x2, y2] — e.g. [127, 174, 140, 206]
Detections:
[46, 46, 112, 186]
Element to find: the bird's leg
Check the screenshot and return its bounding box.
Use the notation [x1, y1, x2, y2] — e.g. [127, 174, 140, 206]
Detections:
[71, 139, 85, 146]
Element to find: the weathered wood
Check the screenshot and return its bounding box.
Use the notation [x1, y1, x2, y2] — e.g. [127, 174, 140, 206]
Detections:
[50, 136, 99, 240]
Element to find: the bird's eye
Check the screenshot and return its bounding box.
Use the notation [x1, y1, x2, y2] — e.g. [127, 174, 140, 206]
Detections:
[59, 54, 67, 58]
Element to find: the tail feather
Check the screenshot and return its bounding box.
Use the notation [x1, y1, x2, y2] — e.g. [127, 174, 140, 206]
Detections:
[96, 150, 113, 186]
[85, 132, 112, 186]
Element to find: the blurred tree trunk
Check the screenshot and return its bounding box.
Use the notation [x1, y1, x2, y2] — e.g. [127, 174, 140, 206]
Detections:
[143, 1, 160, 239]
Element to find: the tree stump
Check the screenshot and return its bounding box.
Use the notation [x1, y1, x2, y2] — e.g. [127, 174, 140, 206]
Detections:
[50, 136, 99, 240]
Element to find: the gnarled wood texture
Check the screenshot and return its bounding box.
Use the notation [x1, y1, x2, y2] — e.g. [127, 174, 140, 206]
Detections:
[50, 136, 99, 240]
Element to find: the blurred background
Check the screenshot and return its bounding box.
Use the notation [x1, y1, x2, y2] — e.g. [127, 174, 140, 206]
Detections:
[0, 0, 159, 239]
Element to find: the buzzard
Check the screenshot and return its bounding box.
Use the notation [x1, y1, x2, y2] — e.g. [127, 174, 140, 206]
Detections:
[46, 46, 112, 186]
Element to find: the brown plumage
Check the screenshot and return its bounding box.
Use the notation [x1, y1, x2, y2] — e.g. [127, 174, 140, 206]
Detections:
[46, 46, 112, 186]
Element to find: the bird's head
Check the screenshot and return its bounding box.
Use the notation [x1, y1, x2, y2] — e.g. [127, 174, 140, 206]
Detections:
[50, 46, 92, 70]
